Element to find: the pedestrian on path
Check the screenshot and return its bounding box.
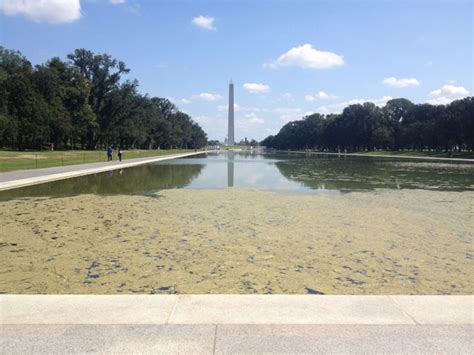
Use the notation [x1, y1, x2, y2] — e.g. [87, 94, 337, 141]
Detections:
[107, 145, 113, 161]
[118, 147, 123, 162]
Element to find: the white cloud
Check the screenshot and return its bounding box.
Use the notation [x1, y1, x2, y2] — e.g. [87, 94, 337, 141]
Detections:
[244, 113, 264, 124]
[426, 97, 459, 105]
[178, 98, 191, 104]
[217, 103, 241, 112]
[0, 0, 81, 23]
[315, 106, 331, 114]
[274, 107, 304, 122]
[236, 113, 266, 138]
[280, 92, 294, 101]
[266, 44, 344, 70]
[217, 105, 303, 123]
[168, 97, 192, 105]
[109, 0, 126, 4]
[192, 15, 216, 31]
[317, 96, 393, 114]
[305, 91, 337, 101]
[243, 82, 270, 94]
[382, 77, 420, 88]
[428, 85, 469, 97]
[194, 115, 227, 140]
[172, 92, 224, 105]
[242, 106, 269, 113]
[218, 104, 272, 114]
[316, 91, 330, 99]
[426, 85, 469, 105]
[194, 115, 215, 125]
[193, 93, 222, 101]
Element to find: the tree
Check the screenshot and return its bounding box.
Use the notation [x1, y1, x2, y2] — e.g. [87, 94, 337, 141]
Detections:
[447, 97, 474, 151]
[33, 58, 95, 148]
[338, 103, 385, 151]
[0, 47, 34, 149]
[0, 47, 209, 150]
[261, 98, 473, 153]
[67, 49, 130, 149]
[207, 140, 220, 146]
[383, 98, 415, 150]
[261, 135, 275, 148]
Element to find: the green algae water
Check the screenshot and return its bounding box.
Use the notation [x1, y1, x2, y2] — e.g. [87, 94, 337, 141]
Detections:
[1, 152, 473, 294]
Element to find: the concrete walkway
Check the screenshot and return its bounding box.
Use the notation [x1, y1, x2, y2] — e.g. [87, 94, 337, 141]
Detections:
[0, 151, 210, 191]
[1, 295, 472, 353]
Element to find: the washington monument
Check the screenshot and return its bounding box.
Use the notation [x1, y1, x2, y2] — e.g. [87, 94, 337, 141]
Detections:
[227, 80, 234, 146]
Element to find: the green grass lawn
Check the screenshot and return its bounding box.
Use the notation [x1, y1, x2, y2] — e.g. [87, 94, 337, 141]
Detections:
[0, 149, 192, 172]
[353, 150, 474, 159]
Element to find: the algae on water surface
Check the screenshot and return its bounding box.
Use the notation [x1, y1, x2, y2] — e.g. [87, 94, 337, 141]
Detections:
[0, 188, 472, 294]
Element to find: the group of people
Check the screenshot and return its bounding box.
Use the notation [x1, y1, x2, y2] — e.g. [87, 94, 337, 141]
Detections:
[107, 145, 123, 162]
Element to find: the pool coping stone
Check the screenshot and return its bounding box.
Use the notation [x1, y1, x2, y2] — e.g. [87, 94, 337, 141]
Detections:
[1, 295, 472, 325]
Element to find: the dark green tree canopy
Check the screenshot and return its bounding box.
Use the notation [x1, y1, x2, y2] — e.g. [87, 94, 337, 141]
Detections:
[0, 46, 207, 150]
[262, 97, 473, 152]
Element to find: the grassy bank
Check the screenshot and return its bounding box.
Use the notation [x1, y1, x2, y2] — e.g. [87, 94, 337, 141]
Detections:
[0, 149, 192, 172]
[352, 150, 474, 159]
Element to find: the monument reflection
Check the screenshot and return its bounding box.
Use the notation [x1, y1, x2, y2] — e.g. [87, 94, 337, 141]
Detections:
[227, 150, 234, 187]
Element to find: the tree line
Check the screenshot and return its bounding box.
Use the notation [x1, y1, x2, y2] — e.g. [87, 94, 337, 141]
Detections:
[261, 98, 473, 152]
[0, 47, 207, 150]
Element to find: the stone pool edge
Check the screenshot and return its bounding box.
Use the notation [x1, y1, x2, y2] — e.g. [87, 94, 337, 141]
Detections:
[0, 295, 472, 325]
[0, 151, 212, 192]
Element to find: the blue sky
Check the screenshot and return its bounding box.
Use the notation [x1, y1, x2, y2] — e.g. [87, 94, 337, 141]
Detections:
[1, 0, 472, 141]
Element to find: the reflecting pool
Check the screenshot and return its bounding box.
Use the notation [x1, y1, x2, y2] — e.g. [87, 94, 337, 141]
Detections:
[1, 151, 473, 294]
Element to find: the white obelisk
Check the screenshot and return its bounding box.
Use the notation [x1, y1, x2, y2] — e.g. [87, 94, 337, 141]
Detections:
[227, 80, 235, 146]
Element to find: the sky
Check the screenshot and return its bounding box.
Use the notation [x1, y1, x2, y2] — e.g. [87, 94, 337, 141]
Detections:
[0, 0, 472, 141]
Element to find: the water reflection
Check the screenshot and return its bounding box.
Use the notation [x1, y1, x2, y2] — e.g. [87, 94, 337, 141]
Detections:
[227, 151, 234, 187]
[163, 151, 474, 193]
[0, 163, 205, 200]
[1, 151, 473, 200]
[274, 153, 474, 192]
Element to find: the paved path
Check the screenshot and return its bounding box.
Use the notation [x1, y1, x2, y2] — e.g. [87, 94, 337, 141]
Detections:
[281, 150, 474, 162]
[1, 295, 472, 353]
[0, 151, 210, 191]
[2, 324, 470, 353]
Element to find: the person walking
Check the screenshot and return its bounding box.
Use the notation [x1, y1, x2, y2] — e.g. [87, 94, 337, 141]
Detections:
[107, 145, 113, 161]
[118, 147, 123, 162]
